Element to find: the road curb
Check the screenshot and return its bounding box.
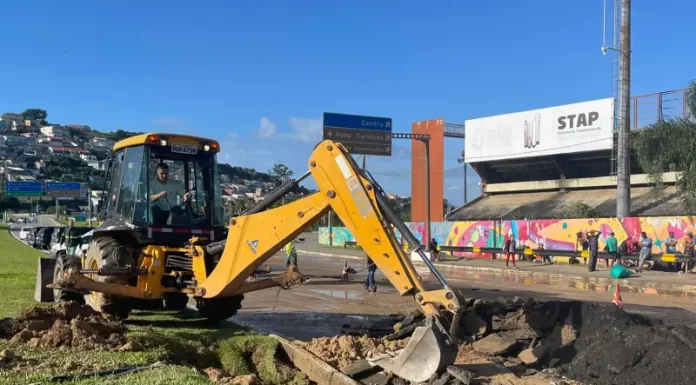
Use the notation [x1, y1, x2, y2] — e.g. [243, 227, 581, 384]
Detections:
[297, 249, 696, 294]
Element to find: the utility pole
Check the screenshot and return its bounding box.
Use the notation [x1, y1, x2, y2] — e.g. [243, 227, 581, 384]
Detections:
[458, 149, 468, 205]
[616, 0, 631, 218]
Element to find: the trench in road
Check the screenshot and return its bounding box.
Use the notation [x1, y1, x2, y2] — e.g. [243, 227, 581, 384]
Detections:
[234, 253, 696, 340]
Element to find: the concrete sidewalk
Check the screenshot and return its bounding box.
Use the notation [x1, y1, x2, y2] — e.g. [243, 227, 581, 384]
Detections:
[296, 242, 696, 293]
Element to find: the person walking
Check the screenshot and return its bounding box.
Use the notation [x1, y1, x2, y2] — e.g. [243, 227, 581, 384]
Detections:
[364, 255, 377, 292]
[605, 232, 618, 268]
[680, 232, 694, 274]
[284, 240, 298, 268]
[636, 232, 653, 273]
[503, 236, 517, 268]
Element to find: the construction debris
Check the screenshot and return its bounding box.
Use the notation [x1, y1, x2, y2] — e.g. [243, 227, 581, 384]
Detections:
[303, 335, 410, 370]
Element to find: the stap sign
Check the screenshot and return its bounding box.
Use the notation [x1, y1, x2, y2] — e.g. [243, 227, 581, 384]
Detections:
[464, 98, 614, 163]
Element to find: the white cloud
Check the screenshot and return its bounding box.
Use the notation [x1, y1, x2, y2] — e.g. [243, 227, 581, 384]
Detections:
[256, 116, 277, 137]
[228, 132, 240, 139]
[288, 117, 322, 142]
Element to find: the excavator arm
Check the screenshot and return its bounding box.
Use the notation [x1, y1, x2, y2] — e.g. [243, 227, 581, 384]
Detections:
[199, 140, 461, 382]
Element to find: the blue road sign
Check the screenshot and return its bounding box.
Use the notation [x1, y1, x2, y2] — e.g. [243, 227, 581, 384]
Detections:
[5, 181, 43, 197]
[46, 182, 82, 198]
[322, 113, 393, 156]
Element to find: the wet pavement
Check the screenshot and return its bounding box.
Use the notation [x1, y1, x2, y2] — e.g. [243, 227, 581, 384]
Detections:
[234, 253, 696, 341]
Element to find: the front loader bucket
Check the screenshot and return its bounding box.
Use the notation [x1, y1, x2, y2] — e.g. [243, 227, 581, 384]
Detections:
[35, 257, 57, 303]
[368, 317, 457, 383]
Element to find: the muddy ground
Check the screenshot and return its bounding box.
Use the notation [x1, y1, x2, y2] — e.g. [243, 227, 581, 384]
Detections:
[297, 297, 696, 385]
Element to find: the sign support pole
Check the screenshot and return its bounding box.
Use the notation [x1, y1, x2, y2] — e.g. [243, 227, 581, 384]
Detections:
[391, 133, 432, 251]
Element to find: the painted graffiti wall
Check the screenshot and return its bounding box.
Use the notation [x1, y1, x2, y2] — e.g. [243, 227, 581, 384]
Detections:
[319, 216, 696, 256]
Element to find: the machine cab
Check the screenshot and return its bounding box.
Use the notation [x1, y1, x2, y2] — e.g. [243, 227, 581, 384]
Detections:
[97, 133, 226, 246]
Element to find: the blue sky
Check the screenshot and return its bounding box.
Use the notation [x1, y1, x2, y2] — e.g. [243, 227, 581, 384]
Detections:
[1, 0, 694, 207]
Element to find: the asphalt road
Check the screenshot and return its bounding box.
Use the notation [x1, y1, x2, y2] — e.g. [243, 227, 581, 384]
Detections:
[9, 215, 61, 242]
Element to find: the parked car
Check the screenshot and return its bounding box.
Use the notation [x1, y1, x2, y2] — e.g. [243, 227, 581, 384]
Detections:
[50, 227, 94, 258]
[18, 227, 31, 240]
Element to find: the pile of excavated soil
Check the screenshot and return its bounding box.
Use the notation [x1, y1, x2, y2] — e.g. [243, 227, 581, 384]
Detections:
[303, 335, 410, 370]
[560, 303, 696, 385]
[0, 302, 131, 351]
[460, 297, 696, 385]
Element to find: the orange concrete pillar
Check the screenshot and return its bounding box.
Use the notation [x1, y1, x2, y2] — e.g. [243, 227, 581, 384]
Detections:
[411, 119, 445, 230]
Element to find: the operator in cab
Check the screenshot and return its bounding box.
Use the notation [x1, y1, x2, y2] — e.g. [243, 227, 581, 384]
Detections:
[149, 163, 192, 224]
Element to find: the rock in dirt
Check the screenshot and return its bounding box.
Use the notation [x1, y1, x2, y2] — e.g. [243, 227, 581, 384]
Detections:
[305, 335, 409, 370]
[447, 366, 473, 384]
[0, 302, 128, 350]
[472, 333, 520, 356]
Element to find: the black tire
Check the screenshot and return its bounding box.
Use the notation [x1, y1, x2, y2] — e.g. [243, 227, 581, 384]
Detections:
[163, 293, 189, 310]
[195, 295, 244, 321]
[83, 236, 138, 320]
[53, 256, 85, 304]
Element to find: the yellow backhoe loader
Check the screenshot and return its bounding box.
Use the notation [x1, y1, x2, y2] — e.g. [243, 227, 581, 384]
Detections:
[35, 133, 462, 382]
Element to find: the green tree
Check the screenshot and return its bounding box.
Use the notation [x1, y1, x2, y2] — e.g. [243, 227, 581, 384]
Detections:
[269, 163, 293, 182]
[633, 79, 696, 214]
[227, 196, 256, 216]
[21, 108, 48, 126]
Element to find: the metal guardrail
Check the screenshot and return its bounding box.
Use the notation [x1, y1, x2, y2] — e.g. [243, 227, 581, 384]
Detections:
[438, 245, 692, 263]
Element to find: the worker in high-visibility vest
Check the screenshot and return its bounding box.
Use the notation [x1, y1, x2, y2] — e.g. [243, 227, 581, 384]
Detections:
[284, 240, 298, 267]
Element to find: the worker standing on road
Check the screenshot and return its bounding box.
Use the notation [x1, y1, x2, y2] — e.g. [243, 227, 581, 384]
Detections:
[586, 230, 600, 272]
[60, 219, 81, 256]
[365, 255, 377, 292]
[284, 240, 298, 268]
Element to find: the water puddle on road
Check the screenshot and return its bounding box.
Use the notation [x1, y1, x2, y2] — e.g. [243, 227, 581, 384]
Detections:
[308, 288, 364, 300]
[446, 269, 696, 298]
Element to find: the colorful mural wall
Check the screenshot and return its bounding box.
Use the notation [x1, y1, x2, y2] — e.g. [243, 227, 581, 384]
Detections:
[319, 216, 696, 257]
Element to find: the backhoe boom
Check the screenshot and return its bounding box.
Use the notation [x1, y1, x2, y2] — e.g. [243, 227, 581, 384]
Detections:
[199, 140, 460, 382]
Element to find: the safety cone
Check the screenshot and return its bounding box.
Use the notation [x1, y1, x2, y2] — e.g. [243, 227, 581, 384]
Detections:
[612, 285, 623, 308]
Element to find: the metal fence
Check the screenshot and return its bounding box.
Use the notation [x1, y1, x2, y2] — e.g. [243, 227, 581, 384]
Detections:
[438, 245, 691, 264]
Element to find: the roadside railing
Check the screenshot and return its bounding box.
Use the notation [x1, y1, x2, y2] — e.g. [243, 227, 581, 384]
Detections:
[438, 245, 692, 264]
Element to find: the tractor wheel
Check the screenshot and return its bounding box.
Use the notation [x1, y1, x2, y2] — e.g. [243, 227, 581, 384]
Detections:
[195, 295, 244, 322]
[83, 237, 138, 320]
[163, 293, 190, 310]
[53, 256, 85, 304]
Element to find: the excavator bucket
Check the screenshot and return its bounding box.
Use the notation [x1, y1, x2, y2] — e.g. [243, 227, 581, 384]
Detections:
[368, 316, 458, 383]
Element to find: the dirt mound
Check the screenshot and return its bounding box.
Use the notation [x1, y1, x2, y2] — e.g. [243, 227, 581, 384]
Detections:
[463, 297, 696, 385]
[304, 335, 410, 370]
[0, 302, 128, 350]
[560, 303, 696, 385]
